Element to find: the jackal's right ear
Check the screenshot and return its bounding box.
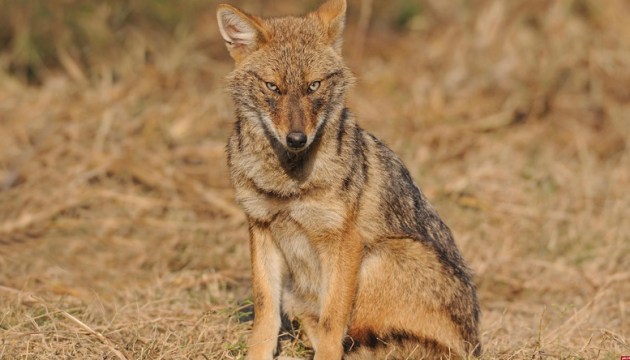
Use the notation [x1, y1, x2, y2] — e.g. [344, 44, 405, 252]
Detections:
[217, 4, 270, 62]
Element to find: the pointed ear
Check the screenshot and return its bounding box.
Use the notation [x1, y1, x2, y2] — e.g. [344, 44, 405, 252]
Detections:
[311, 0, 347, 53]
[217, 4, 270, 62]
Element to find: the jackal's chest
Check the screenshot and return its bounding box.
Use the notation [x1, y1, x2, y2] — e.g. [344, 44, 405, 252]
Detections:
[270, 217, 322, 298]
[237, 192, 346, 299]
[237, 190, 346, 233]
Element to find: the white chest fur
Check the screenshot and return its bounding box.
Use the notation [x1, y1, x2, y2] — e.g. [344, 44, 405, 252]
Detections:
[237, 190, 347, 301]
[237, 190, 346, 233]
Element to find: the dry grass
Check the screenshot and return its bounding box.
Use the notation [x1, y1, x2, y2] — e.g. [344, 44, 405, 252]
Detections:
[1, 0, 629, 359]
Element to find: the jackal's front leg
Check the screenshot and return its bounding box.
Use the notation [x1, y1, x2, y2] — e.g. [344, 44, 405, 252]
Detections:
[247, 221, 284, 360]
[314, 223, 363, 360]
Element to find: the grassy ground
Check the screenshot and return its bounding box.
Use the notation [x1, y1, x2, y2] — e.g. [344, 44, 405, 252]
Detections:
[1, 0, 629, 359]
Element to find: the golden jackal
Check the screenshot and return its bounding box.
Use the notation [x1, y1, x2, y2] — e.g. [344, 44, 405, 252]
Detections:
[217, 0, 481, 358]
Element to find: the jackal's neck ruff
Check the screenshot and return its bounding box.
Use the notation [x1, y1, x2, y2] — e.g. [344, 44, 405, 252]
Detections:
[219, 0, 481, 358]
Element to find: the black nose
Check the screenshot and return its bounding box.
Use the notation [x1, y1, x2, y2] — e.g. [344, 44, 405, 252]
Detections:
[286, 131, 307, 150]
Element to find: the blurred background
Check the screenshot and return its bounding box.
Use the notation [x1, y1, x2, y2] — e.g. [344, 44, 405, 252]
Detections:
[0, 0, 628, 358]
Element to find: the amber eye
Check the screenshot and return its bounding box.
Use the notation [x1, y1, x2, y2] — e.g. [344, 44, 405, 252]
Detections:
[308, 81, 321, 93]
[266, 82, 280, 94]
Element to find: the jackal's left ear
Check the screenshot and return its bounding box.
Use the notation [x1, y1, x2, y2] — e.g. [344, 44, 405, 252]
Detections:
[217, 4, 270, 63]
[311, 0, 347, 53]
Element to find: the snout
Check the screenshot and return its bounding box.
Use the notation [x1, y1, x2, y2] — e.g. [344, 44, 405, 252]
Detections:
[286, 131, 307, 151]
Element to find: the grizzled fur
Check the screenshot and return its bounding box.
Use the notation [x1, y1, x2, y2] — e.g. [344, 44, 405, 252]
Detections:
[217, 0, 481, 359]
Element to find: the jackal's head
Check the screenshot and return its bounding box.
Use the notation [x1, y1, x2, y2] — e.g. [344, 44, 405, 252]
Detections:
[217, 0, 353, 153]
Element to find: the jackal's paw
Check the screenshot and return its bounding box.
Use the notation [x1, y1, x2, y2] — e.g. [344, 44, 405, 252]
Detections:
[246, 355, 272, 360]
[246, 348, 275, 360]
[313, 345, 343, 360]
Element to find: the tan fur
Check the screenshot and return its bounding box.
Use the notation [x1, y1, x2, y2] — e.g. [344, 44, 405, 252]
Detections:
[218, 1, 481, 359]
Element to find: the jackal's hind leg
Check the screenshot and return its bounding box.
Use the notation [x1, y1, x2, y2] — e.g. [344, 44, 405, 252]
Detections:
[346, 237, 479, 359]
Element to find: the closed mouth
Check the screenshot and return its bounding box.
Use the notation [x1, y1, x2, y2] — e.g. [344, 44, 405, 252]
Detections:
[286, 144, 308, 153]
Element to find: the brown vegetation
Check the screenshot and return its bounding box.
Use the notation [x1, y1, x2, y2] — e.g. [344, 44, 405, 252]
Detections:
[0, 0, 628, 358]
